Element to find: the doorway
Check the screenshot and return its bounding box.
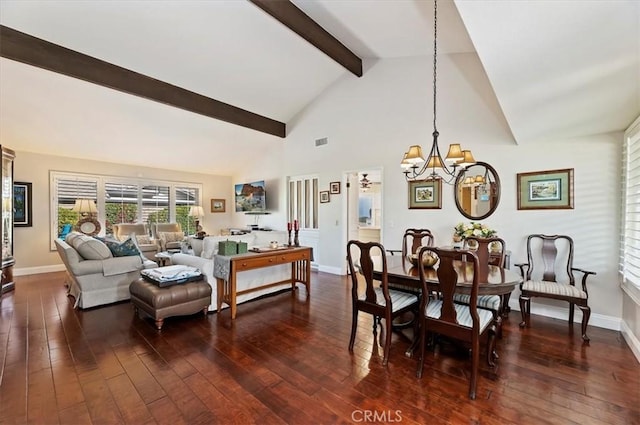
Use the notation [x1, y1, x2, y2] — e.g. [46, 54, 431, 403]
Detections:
[343, 168, 383, 274]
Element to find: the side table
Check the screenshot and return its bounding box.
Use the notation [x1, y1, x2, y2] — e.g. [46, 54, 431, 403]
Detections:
[154, 251, 172, 267]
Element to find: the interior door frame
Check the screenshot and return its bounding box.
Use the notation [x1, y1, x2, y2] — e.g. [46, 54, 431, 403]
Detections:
[341, 167, 384, 275]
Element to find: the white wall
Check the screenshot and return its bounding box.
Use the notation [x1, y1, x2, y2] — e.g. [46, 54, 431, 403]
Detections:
[234, 55, 623, 327]
[13, 151, 233, 271]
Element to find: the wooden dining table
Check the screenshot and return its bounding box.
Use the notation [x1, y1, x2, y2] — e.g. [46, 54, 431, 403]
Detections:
[370, 252, 523, 357]
[378, 253, 523, 299]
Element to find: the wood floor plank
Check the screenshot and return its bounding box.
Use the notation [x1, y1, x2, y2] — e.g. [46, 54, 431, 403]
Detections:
[1, 271, 638, 425]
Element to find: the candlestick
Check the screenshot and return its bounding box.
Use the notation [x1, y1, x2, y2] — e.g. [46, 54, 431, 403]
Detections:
[287, 221, 292, 231]
[294, 229, 299, 247]
[287, 229, 293, 246]
[294, 219, 299, 231]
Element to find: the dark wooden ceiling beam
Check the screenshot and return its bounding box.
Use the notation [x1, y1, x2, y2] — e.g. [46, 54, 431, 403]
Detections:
[0, 25, 286, 138]
[249, 0, 363, 77]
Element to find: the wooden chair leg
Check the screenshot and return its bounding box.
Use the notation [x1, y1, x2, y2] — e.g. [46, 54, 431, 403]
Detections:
[416, 316, 426, 379]
[469, 335, 480, 400]
[579, 304, 591, 342]
[348, 309, 358, 351]
[519, 295, 530, 328]
[382, 315, 392, 366]
[569, 303, 575, 326]
[155, 318, 164, 330]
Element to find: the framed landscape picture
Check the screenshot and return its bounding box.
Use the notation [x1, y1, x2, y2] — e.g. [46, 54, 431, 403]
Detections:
[408, 179, 442, 209]
[517, 168, 574, 210]
[211, 198, 226, 213]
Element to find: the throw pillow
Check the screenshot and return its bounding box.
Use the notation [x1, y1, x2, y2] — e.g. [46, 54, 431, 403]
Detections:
[74, 236, 112, 260]
[159, 231, 185, 250]
[104, 237, 141, 257]
[136, 235, 151, 245]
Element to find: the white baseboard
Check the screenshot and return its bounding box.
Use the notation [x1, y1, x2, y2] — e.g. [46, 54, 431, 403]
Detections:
[318, 265, 342, 275]
[621, 321, 640, 364]
[508, 298, 621, 331]
[15, 264, 66, 276]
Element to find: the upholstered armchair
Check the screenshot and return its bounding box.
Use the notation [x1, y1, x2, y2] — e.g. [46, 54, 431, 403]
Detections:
[112, 223, 158, 260]
[151, 223, 185, 251]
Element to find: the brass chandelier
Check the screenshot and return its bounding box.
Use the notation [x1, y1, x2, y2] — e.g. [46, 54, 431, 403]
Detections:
[401, 0, 475, 183]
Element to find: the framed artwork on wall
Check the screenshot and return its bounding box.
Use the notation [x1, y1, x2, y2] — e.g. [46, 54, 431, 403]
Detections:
[517, 168, 574, 210]
[211, 198, 226, 213]
[408, 179, 442, 209]
[320, 191, 330, 203]
[329, 181, 340, 194]
[14, 181, 32, 227]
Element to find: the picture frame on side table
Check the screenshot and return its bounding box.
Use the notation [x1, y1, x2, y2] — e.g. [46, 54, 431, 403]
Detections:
[517, 168, 574, 210]
[211, 198, 226, 213]
[329, 181, 340, 194]
[320, 191, 330, 203]
[14, 181, 32, 227]
[408, 179, 442, 209]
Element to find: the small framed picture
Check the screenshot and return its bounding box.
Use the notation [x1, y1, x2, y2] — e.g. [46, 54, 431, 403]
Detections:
[211, 198, 226, 213]
[14, 181, 33, 227]
[329, 181, 340, 194]
[320, 191, 330, 203]
[517, 168, 574, 210]
[408, 179, 442, 209]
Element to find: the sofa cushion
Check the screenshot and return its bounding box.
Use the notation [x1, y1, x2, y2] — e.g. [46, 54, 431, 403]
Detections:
[104, 237, 141, 257]
[71, 235, 113, 260]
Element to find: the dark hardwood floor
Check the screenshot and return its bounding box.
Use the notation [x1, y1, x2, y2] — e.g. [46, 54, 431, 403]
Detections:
[1, 271, 638, 425]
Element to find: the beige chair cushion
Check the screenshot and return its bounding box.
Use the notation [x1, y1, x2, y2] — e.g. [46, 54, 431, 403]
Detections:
[522, 280, 587, 299]
[158, 231, 185, 250]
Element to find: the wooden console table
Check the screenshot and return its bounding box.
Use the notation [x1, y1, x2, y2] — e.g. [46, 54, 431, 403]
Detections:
[214, 246, 312, 319]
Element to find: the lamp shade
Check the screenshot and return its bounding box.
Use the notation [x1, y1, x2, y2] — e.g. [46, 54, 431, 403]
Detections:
[474, 175, 485, 183]
[426, 155, 444, 169]
[400, 152, 413, 169]
[71, 199, 97, 214]
[405, 145, 425, 164]
[457, 150, 476, 167]
[189, 206, 205, 217]
[444, 143, 464, 162]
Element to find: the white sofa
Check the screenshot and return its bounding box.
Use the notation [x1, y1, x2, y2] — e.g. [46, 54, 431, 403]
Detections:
[171, 230, 291, 312]
[55, 232, 158, 309]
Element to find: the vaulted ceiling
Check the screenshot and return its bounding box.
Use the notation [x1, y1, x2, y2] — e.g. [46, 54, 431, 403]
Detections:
[0, 0, 638, 176]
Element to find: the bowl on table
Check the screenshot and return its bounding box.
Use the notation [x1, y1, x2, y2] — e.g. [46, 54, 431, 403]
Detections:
[407, 253, 438, 268]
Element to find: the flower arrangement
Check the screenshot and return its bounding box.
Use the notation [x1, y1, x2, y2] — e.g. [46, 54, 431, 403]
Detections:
[453, 222, 497, 241]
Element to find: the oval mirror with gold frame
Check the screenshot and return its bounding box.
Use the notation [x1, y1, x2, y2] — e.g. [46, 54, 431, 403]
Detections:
[454, 161, 501, 220]
[76, 217, 101, 237]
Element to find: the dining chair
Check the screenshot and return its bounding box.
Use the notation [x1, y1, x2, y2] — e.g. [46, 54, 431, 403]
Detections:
[416, 246, 497, 400]
[453, 236, 506, 337]
[386, 228, 434, 257]
[516, 234, 596, 341]
[346, 240, 420, 366]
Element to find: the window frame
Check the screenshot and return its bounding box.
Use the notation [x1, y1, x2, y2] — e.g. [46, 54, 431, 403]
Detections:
[50, 171, 201, 250]
[621, 115, 640, 300]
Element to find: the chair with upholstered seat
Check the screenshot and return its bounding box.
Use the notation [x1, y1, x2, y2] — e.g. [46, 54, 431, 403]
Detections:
[387, 228, 434, 258]
[516, 234, 596, 341]
[416, 246, 497, 400]
[453, 236, 506, 337]
[151, 223, 184, 251]
[346, 240, 420, 366]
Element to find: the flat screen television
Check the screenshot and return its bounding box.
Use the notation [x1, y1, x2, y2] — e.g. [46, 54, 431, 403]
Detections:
[235, 180, 266, 212]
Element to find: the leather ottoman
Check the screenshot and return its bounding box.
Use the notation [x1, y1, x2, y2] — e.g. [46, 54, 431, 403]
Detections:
[129, 278, 211, 330]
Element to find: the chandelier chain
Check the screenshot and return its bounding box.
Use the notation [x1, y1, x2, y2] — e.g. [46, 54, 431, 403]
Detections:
[432, 0, 438, 133]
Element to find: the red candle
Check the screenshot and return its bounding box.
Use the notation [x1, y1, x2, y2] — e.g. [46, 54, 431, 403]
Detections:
[287, 222, 292, 231]
[294, 219, 299, 231]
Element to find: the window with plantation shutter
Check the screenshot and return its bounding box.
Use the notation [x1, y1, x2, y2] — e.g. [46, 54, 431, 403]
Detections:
[621, 115, 640, 289]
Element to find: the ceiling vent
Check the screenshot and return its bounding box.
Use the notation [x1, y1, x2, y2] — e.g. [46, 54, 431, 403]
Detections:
[315, 137, 328, 147]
